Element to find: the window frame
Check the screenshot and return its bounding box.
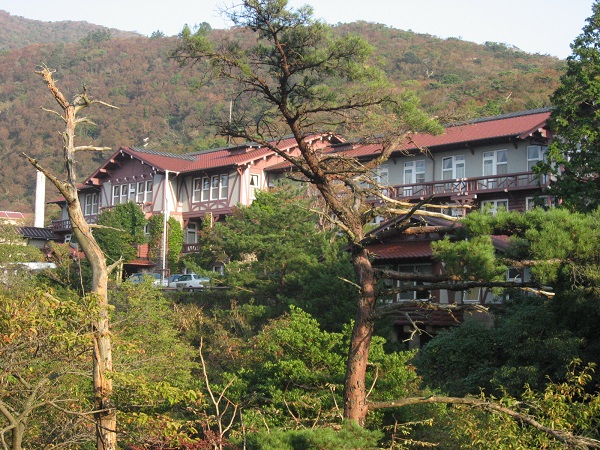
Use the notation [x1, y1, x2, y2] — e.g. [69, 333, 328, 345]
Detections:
[185, 222, 198, 244]
[442, 155, 465, 180]
[481, 199, 508, 215]
[483, 149, 508, 176]
[193, 178, 202, 203]
[144, 180, 153, 203]
[249, 173, 260, 199]
[219, 174, 229, 200]
[112, 185, 121, 206]
[84, 192, 98, 216]
[527, 145, 548, 171]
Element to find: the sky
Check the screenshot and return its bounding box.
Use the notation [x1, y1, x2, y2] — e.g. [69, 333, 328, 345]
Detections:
[1, 0, 595, 59]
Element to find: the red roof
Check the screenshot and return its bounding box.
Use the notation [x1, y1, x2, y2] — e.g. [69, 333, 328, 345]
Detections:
[405, 109, 550, 149]
[84, 136, 334, 184]
[0, 211, 27, 220]
[329, 109, 551, 160]
[368, 240, 433, 260]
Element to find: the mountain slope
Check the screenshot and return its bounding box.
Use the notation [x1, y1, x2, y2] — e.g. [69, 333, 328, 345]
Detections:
[0, 10, 139, 52]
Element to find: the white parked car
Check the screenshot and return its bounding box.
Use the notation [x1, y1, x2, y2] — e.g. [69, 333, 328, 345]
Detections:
[168, 274, 184, 287]
[172, 273, 210, 291]
[127, 272, 168, 287]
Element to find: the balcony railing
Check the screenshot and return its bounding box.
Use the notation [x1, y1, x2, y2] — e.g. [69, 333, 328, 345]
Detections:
[389, 171, 548, 201]
[182, 243, 202, 254]
[50, 219, 72, 231]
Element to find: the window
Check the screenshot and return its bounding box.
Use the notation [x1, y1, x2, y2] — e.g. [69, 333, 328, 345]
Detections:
[128, 183, 136, 202]
[193, 178, 202, 202]
[396, 264, 432, 301]
[443, 206, 464, 217]
[527, 145, 548, 171]
[442, 155, 465, 180]
[482, 199, 508, 215]
[462, 288, 482, 303]
[375, 165, 390, 185]
[112, 185, 121, 205]
[144, 180, 153, 202]
[202, 177, 210, 201]
[527, 145, 549, 185]
[211, 175, 220, 200]
[403, 160, 425, 195]
[220, 174, 228, 199]
[136, 181, 145, 203]
[195, 174, 228, 202]
[120, 184, 128, 204]
[483, 150, 508, 176]
[84, 193, 98, 216]
[249, 173, 260, 199]
[185, 222, 198, 244]
[113, 181, 152, 206]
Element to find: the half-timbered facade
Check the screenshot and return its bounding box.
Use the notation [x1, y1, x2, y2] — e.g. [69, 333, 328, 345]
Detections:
[49, 109, 553, 275]
[50, 135, 341, 259]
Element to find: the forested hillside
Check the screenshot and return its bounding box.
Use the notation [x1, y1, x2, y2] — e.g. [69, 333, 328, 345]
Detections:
[0, 11, 565, 214]
[0, 10, 139, 51]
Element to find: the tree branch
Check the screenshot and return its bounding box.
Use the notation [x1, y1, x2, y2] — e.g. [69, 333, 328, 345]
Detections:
[368, 396, 600, 448]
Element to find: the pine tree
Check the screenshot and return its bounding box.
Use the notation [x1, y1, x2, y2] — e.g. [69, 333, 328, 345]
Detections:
[547, 1, 600, 212]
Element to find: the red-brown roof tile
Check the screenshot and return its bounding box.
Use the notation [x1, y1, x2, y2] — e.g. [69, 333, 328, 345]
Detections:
[336, 109, 551, 160]
[368, 240, 433, 260]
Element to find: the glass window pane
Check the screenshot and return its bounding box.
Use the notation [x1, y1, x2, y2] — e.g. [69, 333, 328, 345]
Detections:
[220, 174, 228, 199]
[528, 146, 540, 160]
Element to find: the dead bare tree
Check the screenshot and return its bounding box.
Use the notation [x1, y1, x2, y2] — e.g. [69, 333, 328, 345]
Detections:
[22, 65, 119, 450]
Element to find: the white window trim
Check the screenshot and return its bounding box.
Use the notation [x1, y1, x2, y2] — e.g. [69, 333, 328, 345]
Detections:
[136, 181, 145, 203]
[220, 174, 229, 200]
[193, 178, 202, 203]
[481, 199, 508, 215]
[84, 193, 98, 216]
[442, 155, 465, 180]
[144, 180, 153, 203]
[112, 185, 120, 205]
[249, 173, 260, 199]
[483, 149, 508, 176]
[197, 174, 228, 202]
[527, 145, 548, 171]
[395, 264, 432, 301]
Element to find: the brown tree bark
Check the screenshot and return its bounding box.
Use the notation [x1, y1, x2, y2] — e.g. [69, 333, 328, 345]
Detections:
[342, 246, 377, 424]
[23, 66, 117, 450]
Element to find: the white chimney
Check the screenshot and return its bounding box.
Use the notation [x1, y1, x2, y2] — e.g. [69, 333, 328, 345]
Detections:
[34, 170, 46, 228]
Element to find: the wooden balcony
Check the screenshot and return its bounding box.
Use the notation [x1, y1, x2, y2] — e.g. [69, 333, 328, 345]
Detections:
[389, 171, 548, 201]
[50, 219, 72, 231]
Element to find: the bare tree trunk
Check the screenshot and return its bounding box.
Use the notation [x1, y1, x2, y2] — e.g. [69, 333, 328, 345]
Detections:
[343, 246, 377, 425]
[68, 204, 115, 450]
[24, 66, 117, 450]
